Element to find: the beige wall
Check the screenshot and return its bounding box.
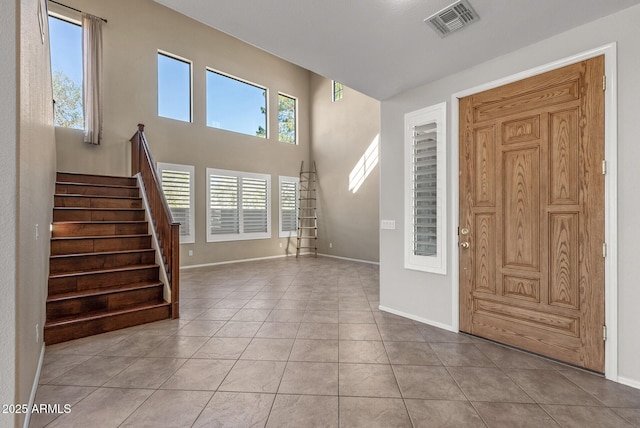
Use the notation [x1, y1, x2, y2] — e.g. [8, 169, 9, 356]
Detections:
[380, 4, 640, 386]
[54, 0, 312, 266]
[310, 75, 380, 262]
[0, 1, 18, 426]
[11, 0, 57, 427]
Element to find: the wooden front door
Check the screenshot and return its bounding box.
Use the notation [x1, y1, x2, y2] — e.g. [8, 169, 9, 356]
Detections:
[459, 56, 605, 372]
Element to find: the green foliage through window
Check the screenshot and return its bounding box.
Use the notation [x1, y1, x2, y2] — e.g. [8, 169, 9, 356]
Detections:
[52, 70, 83, 129]
[332, 81, 344, 102]
[278, 94, 296, 144]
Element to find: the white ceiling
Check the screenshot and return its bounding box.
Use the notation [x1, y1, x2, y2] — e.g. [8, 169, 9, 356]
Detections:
[154, 0, 640, 100]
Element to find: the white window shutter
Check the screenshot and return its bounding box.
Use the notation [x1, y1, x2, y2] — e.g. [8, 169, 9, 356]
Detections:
[206, 168, 271, 242]
[404, 102, 447, 274]
[209, 174, 239, 236]
[242, 177, 268, 233]
[413, 123, 438, 257]
[279, 177, 298, 236]
[158, 162, 195, 244]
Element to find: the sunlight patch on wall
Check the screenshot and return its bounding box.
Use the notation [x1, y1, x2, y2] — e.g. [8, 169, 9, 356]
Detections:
[349, 134, 379, 193]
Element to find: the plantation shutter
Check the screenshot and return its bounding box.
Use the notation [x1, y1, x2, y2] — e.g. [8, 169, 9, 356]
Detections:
[242, 177, 268, 233]
[209, 174, 239, 235]
[161, 169, 192, 238]
[412, 122, 438, 257]
[281, 180, 298, 232]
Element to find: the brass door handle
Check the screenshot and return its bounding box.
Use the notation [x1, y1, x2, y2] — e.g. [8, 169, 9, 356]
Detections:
[460, 242, 470, 249]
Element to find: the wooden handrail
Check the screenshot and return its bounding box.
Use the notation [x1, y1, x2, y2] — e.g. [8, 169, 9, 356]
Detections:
[130, 124, 180, 319]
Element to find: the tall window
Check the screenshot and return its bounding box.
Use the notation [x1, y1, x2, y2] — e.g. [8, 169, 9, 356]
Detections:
[278, 94, 297, 144]
[404, 102, 447, 274]
[49, 14, 83, 129]
[206, 168, 271, 242]
[206, 69, 267, 138]
[279, 176, 299, 237]
[157, 162, 195, 244]
[157, 51, 192, 122]
[332, 80, 344, 102]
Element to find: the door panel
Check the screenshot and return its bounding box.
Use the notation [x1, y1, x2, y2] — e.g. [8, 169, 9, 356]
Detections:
[459, 56, 605, 372]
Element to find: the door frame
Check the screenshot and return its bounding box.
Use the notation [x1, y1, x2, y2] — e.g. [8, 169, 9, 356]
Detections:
[450, 43, 618, 381]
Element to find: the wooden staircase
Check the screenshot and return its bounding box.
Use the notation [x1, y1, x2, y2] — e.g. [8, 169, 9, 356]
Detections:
[44, 172, 171, 344]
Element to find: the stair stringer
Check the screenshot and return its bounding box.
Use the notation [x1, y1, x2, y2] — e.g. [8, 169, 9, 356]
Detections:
[135, 173, 172, 306]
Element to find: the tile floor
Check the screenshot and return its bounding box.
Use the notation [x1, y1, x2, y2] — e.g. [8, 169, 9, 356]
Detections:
[31, 257, 640, 427]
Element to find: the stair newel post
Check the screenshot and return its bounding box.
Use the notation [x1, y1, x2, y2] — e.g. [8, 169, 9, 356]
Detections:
[130, 123, 144, 176]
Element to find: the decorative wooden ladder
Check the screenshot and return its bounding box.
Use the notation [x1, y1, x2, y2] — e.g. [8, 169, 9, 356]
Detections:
[296, 161, 318, 258]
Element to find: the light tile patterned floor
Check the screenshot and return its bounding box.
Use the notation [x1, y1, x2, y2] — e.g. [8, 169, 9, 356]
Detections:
[31, 257, 640, 427]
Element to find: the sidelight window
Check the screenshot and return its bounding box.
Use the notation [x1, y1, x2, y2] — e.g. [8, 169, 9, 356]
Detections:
[404, 102, 447, 274]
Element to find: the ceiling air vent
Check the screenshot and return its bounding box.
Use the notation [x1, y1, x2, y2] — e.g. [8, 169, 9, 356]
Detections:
[425, 0, 479, 38]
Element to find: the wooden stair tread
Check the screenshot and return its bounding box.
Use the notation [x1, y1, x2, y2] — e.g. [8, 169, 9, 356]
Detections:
[53, 220, 148, 225]
[51, 233, 152, 241]
[56, 181, 138, 190]
[57, 171, 136, 180]
[48, 281, 163, 302]
[50, 248, 155, 260]
[54, 193, 141, 200]
[49, 263, 159, 279]
[44, 301, 170, 328]
[54, 207, 145, 212]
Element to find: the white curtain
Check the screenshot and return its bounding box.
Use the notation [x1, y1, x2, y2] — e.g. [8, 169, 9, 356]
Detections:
[82, 13, 103, 145]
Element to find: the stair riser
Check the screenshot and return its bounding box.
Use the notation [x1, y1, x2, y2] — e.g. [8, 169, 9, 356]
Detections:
[55, 195, 142, 209]
[47, 287, 164, 321]
[53, 222, 148, 238]
[49, 267, 160, 295]
[56, 183, 139, 198]
[51, 236, 152, 255]
[57, 172, 137, 187]
[53, 209, 145, 222]
[44, 305, 171, 345]
[51, 237, 152, 256]
[50, 251, 156, 274]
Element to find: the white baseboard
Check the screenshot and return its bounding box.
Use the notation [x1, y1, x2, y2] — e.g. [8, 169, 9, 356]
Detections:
[181, 253, 293, 270]
[180, 252, 378, 270]
[318, 253, 379, 265]
[618, 376, 640, 391]
[23, 344, 45, 428]
[378, 305, 456, 332]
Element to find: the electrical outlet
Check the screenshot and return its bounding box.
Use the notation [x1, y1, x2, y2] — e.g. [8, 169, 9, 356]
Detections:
[279, 243, 283, 248]
[35, 323, 39, 343]
[329, 243, 333, 248]
[35, 224, 39, 240]
[188, 250, 193, 257]
[381, 220, 396, 230]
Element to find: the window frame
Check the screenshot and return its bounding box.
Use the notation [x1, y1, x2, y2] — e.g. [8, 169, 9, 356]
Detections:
[206, 168, 272, 242]
[278, 176, 299, 238]
[48, 12, 84, 129]
[157, 162, 195, 244]
[278, 92, 298, 144]
[404, 102, 447, 274]
[157, 50, 193, 123]
[205, 67, 269, 138]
